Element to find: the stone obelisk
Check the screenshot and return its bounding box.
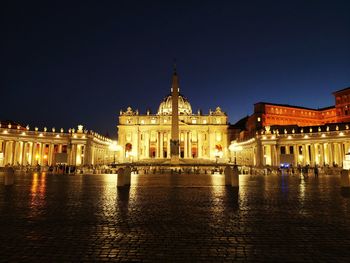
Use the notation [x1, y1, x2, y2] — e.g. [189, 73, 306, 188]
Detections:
[170, 66, 180, 163]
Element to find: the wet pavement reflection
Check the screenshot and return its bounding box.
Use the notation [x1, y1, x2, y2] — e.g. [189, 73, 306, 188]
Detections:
[0, 172, 350, 261]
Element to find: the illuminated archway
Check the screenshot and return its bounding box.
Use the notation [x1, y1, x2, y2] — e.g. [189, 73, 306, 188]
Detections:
[125, 143, 132, 157]
[215, 144, 222, 152]
[191, 145, 198, 158]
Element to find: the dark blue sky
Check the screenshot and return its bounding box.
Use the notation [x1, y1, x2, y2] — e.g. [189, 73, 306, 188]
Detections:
[3, 0, 350, 138]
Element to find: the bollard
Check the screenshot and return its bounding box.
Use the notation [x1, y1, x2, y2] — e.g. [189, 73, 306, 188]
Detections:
[117, 168, 125, 187]
[224, 166, 232, 186]
[4, 167, 15, 186]
[341, 169, 350, 188]
[231, 165, 239, 188]
[124, 166, 131, 186]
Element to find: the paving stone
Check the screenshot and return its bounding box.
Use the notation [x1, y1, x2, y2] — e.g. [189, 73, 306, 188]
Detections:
[0, 172, 350, 261]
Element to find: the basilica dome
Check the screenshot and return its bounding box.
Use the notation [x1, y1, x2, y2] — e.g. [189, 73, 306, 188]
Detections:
[158, 93, 192, 115]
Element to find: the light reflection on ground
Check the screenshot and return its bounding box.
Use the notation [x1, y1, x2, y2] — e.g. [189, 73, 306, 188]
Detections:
[0, 172, 349, 261]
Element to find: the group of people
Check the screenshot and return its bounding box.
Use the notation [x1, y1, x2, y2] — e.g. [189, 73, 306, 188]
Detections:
[281, 164, 319, 178]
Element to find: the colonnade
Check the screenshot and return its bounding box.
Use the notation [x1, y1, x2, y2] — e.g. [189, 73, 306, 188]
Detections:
[260, 142, 348, 167]
[0, 140, 80, 166]
[0, 128, 113, 167]
[235, 133, 350, 168]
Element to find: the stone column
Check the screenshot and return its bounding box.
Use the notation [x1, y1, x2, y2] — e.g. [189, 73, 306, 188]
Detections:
[157, 132, 160, 158]
[293, 145, 298, 166]
[35, 143, 40, 165]
[75, 144, 81, 166]
[188, 132, 192, 158]
[256, 140, 263, 167]
[270, 145, 275, 166]
[91, 146, 95, 165]
[333, 143, 339, 165]
[167, 133, 170, 158]
[41, 143, 46, 166]
[21, 142, 27, 165]
[160, 132, 164, 158]
[306, 144, 310, 165]
[328, 143, 333, 166]
[13, 141, 19, 165]
[340, 143, 345, 166]
[310, 143, 315, 166]
[27, 142, 32, 165]
[18, 141, 24, 165]
[320, 143, 325, 166]
[48, 144, 54, 166]
[11, 141, 16, 165]
[338, 143, 343, 166]
[276, 145, 280, 166]
[322, 143, 327, 165]
[145, 132, 149, 158]
[301, 144, 306, 165]
[31, 143, 35, 165]
[139, 132, 143, 158]
[198, 133, 202, 158]
[3, 141, 9, 165]
[69, 144, 75, 165]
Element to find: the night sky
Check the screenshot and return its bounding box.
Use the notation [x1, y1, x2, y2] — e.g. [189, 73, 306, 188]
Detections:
[3, 0, 350, 138]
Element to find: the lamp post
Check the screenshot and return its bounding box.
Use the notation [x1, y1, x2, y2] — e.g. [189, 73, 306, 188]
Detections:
[229, 141, 242, 166]
[109, 141, 121, 165]
[214, 149, 223, 165]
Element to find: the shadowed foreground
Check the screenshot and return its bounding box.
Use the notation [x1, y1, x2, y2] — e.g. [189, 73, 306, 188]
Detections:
[0, 172, 350, 262]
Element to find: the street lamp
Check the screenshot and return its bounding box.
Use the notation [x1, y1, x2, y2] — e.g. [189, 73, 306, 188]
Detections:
[214, 148, 223, 164]
[229, 141, 242, 165]
[109, 141, 122, 165]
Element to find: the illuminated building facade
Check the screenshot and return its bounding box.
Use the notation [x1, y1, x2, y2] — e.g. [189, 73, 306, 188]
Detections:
[117, 70, 229, 163]
[231, 87, 350, 167]
[246, 87, 350, 135]
[0, 123, 113, 167]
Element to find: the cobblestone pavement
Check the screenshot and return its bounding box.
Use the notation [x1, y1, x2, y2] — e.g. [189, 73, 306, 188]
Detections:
[1, 172, 350, 262]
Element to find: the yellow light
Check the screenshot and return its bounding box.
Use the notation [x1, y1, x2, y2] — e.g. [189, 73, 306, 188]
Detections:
[304, 135, 309, 139]
[56, 134, 60, 138]
[39, 133, 43, 137]
[21, 132, 26, 136]
[73, 135, 77, 138]
[43, 155, 47, 159]
[287, 135, 292, 139]
[3, 130, 8, 134]
[35, 154, 40, 160]
[109, 141, 122, 152]
[321, 133, 326, 138]
[339, 132, 344, 136]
